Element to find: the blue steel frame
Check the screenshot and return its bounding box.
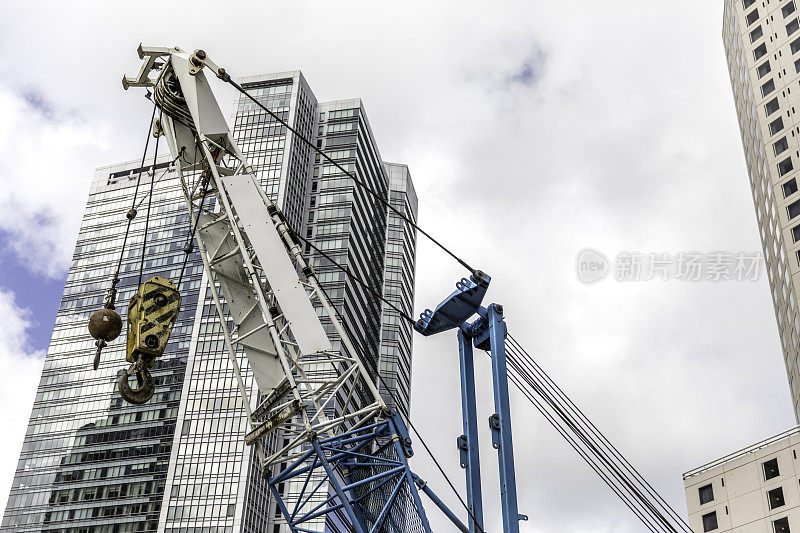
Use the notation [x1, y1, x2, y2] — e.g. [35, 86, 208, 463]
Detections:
[416, 273, 524, 533]
[267, 413, 433, 533]
[457, 327, 484, 533]
[474, 304, 523, 532]
[266, 272, 515, 533]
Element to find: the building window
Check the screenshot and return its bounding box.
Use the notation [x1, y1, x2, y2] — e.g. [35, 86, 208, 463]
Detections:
[769, 487, 786, 509]
[747, 9, 760, 26]
[770, 116, 785, 135]
[774, 517, 790, 533]
[776, 136, 789, 155]
[755, 42, 768, 60]
[764, 458, 781, 480]
[699, 484, 714, 505]
[759, 60, 773, 78]
[786, 2, 797, 18]
[792, 225, 800, 242]
[767, 98, 781, 116]
[703, 511, 719, 532]
[744, 0, 755, 6]
[784, 178, 798, 197]
[752, 25, 765, 42]
[764, 79, 777, 97]
[789, 18, 800, 35]
[779, 157, 794, 176]
[789, 200, 800, 219]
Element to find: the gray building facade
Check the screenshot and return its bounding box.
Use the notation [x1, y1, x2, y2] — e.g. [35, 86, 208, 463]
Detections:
[724, 0, 800, 421]
[1, 71, 418, 533]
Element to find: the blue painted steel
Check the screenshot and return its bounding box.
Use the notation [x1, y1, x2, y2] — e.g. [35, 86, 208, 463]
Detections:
[413, 273, 524, 532]
[266, 415, 433, 533]
[269, 481, 298, 532]
[414, 271, 490, 336]
[312, 439, 367, 533]
[389, 414, 433, 531]
[413, 475, 471, 533]
[369, 469, 407, 532]
[486, 303, 521, 533]
[457, 326, 484, 533]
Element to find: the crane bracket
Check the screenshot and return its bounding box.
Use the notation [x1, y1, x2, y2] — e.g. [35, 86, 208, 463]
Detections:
[414, 271, 491, 336]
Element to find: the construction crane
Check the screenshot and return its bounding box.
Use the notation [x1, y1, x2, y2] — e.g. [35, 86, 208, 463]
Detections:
[88, 44, 696, 533]
[92, 45, 516, 533]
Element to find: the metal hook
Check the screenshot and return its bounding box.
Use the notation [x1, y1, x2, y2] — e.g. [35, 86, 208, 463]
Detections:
[118, 357, 155, 404]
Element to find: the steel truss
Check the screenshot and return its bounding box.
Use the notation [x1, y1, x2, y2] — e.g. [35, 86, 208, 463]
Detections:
[124, 46, 432, 532]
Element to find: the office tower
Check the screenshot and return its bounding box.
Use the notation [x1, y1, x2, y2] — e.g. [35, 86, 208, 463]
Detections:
[682, 426, 800, 533]
[1, 71, 419, 533]
[377, 163, 418, 420]
[0, 158, 206, 532]
[724, 0, 800, 420]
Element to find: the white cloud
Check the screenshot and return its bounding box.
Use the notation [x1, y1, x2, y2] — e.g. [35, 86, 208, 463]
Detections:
[0, 83, 109, 277]
[0, 289, 44, 505]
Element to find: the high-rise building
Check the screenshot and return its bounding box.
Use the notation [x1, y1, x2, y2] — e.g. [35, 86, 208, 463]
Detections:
[377, 163, 417, 420]
[0, 158, 206, 533]
[679, 4, 800, 531]
[1, 70, 419, 533]
[723, 0, 800, 420]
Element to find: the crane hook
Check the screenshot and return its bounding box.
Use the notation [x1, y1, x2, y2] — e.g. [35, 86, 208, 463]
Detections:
[118, 356, 155, 404]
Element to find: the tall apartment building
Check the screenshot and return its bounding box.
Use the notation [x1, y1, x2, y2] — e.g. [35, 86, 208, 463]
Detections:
[1, 71, 418, 533]
[679, 4, 800, 531]
[724, 0, 800, 420]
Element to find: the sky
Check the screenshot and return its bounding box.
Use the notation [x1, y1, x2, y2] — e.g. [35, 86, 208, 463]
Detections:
[0, 1, 792, 531]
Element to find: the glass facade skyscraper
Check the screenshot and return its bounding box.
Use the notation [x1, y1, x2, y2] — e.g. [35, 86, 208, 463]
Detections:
[1, 160, 205, 532]
[1, 71, 418, 533]
[377, 163, 417, 420]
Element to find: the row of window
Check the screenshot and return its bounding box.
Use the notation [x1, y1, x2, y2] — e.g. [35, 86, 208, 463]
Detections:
[703, 510, 789, 532]
[698, 457, 786, 531]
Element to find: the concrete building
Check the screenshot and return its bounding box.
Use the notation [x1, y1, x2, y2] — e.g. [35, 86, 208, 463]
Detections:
[680, 4, 800, 531]
[723, 0, 800, 420]
[683, 427, 800, 532]
[1, 71, 418, 533]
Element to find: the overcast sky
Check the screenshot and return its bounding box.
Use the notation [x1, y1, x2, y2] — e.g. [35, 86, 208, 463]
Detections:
[0, 1, 792, 531]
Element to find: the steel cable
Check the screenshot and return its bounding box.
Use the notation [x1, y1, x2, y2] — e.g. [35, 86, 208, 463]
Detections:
[138, 111, 162, 287]
[105, 102, 158, 309]
[502, 356, 663, 533]
[502, 341, 688, 533]
[222, 75, 477, 275]
[505, 334, 691, 531]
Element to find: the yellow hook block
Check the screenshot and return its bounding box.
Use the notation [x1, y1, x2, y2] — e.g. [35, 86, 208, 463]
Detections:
[126, 275, 181, 367]
[119, 276, 181, 405]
